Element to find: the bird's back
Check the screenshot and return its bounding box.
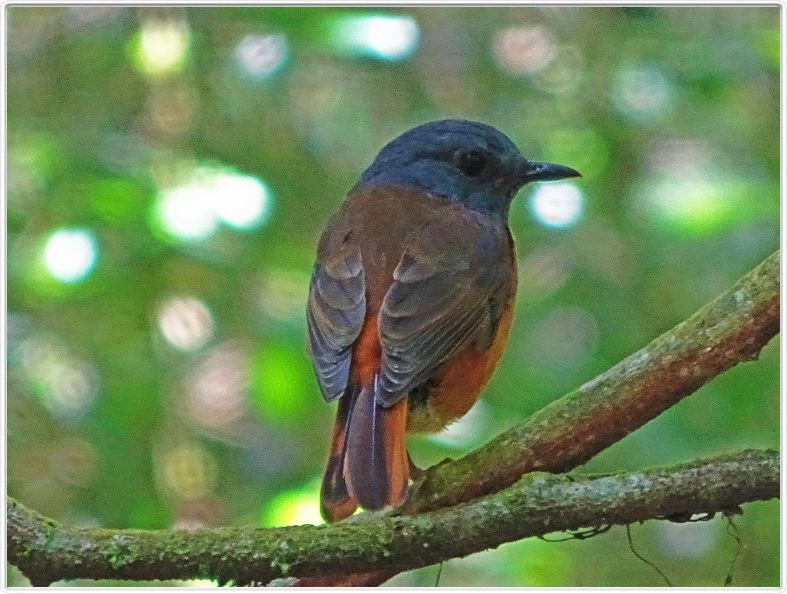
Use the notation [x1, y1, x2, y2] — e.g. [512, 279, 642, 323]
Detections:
[317, 185, 513, 311]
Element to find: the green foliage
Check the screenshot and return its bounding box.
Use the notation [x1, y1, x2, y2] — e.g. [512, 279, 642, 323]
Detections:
[6, 6, 779, 586]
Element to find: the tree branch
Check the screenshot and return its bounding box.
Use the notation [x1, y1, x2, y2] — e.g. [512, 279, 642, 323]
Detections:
[7, 450, 778, 586]
[404, 250, 779, 513]
[313, 250, 779, 586]
[7, 251, 779, 586]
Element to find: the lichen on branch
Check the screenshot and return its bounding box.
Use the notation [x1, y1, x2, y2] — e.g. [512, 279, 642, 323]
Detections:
[7, 450, 779, 586]
[6, 251, 780, 587]
[406, 250, 779, 513]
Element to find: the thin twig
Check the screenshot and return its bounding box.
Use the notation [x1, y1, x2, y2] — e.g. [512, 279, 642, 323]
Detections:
[434, 561, 444, 587]
[723, 513, 742, 586]
[626, 523, 673, 587]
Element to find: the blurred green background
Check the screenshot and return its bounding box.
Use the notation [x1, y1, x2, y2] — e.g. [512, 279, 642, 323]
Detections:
[6, 6, 779, 587]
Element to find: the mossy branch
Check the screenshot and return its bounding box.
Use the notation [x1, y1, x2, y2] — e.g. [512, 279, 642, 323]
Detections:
[405, 250, 779, 513]
[7, 450, 779, 586]
[314, 250, 779, 586]
[7, 251, 779, 586]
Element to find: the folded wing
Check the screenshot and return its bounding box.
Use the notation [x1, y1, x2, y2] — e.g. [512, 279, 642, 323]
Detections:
[377, 221, 510, 407]
[306, 246, 366, 402]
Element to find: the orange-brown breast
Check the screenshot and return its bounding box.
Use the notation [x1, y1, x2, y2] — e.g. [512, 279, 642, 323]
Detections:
[406, 294, 515, 433]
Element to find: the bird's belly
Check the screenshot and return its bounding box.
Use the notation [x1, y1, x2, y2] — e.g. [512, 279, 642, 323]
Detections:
[406, 302, 514, 433]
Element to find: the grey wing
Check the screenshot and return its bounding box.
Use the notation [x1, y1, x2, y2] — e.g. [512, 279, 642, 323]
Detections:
[376, 249, 508, 407]
[306, 248, 366, 402]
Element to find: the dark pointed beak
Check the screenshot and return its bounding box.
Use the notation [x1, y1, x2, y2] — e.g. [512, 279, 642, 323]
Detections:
[518, 160, 582, 184]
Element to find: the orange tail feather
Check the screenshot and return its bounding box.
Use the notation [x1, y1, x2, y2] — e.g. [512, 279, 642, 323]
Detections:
[320, 386, 359, 523]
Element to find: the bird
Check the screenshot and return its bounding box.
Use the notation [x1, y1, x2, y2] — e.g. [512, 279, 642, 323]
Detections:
[306, 119, 580, 522]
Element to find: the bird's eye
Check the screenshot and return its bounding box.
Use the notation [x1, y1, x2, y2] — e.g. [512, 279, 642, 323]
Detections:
[456, 150, 488, 177]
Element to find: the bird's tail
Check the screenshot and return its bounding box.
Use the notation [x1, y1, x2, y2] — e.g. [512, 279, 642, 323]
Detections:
[319, 384, 360, 523]
[320, 377, 408, 523]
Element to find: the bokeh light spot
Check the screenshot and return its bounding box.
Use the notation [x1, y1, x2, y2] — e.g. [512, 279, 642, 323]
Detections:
[639, 177, 753, 236]
[129, 19, 190, 78]
[333, 14, 419, 61]
[613, 66, 672, 120]
[20, 335, 99, 421]
[234, 33, 288, 79]
[157, 296, 214, 352]
[185, 343, 249, 435]
[532, 45, 583, 95]
[43, 228, 98, 283]
[529, 183, 584, 229]
[156, 184, 218, 241]
[154, 165, 272, 241]
[157, 442, 217, 500]
[656, 518, 719, 558]
[260, 479, 323, 527]
[210, 171, 271, 229]
[493, 25, 555, 76]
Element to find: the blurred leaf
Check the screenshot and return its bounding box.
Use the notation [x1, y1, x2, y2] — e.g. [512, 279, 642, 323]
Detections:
[250, 340, 313, 425]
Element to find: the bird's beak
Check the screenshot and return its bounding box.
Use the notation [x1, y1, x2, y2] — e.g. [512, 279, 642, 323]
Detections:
[517, 159, 582, 184]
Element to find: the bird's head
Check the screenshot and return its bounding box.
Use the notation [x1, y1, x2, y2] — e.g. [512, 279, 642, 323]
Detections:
[356, 119, 581, 218]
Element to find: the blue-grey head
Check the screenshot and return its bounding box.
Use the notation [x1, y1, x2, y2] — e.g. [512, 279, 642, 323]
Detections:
[356, 119, 580, 218]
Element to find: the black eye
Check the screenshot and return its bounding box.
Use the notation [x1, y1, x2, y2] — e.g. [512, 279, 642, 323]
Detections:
[456, 150, 487, 177]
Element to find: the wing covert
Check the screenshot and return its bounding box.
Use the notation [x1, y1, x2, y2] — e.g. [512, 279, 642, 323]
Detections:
[376, 231, 509, 407]
[307, 248, 366, 402]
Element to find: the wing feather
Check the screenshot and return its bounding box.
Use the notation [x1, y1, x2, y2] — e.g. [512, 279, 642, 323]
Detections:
[376, 225, 508, 407]
[306, 247, 366, 402]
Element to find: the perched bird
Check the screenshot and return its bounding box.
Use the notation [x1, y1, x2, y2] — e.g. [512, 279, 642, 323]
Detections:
[307, 119, 580, 522]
